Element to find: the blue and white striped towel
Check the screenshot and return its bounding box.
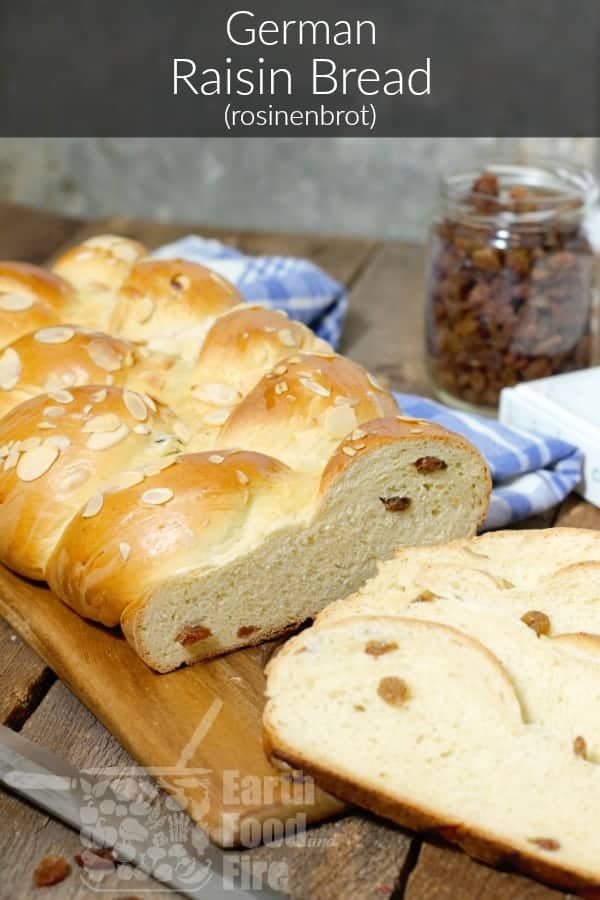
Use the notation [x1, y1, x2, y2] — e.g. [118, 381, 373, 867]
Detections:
[154, 235, 583, 531]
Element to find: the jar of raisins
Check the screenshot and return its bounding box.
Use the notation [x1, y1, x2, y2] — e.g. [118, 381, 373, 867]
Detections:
[425, 161, 598, 413]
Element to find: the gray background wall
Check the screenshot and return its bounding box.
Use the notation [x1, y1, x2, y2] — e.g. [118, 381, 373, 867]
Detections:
[0, 138, 596, 241]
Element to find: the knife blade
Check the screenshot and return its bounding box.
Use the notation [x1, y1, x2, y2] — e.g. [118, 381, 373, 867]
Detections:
[0, 723, 283, 899]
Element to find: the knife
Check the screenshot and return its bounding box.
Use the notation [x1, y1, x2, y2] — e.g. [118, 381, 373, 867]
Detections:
[0, 723, 283, 899]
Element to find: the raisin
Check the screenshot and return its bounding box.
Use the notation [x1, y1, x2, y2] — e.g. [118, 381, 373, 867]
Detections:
[472, 246, 501, 272]
[176, 624, 212, 646]
[377, 676, 410, 706]
[472, 172, 499, 196]
[574, 735, 587, 759]
[414, 456, 447, 474]
[426, 168, 593, 409]
[528, 837, 561, 851]
[237, 625, 258, 638]
[520, 610, 551, 637]
[414, 590, 438, 603]
[33, 855, 71, 887]
[380, 496, 411, 512]
[365, 640, 398, 656]
[170, 273, 189, 291]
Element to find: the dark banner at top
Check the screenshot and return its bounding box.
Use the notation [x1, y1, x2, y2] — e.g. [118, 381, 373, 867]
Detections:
[1, 0, 599, 136]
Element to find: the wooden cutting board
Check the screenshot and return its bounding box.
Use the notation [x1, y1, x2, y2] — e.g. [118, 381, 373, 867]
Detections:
[0, 566, 344, 846]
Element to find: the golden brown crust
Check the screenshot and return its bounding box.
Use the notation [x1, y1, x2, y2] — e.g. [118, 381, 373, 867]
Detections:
[52, 234, 146, 287]
[0, 263, 73, 349]
[262, 725, 600, 893]
[0, 262, 76, 314]
[0, 327, 145, 419]
[0, 302, 62, 353]
[191, 304, 332, 388]
[51, 235, 148, 330]
[48, 449, 295, 626]
[0, 385, 183, 580]
[109, 259, 241, 352]
[219, 353, 400, 461]
[52, 234, 147, 279]
[143, 305, 335, 435]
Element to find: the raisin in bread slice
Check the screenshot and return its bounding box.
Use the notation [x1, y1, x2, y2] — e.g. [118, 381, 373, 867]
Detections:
[316, 527, 600, 640]
[332, 592, 600, 757]
[264, 616, 600, 891]
[47, 417, 490, 672]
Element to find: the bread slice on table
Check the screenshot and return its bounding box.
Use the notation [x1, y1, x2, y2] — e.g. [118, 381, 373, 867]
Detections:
[315, 527, 600, 750]
[46, 417, 490, 672]
[264, 615, 600, 892]
[316, 527, 600, 642]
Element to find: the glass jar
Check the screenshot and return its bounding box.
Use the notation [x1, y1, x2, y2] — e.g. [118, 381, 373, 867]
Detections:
[425, 160, 598, 413]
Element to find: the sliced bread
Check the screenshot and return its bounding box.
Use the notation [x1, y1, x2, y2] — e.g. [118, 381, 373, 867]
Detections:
[264, 615, 600, 891]
[316, 527, 600, 641]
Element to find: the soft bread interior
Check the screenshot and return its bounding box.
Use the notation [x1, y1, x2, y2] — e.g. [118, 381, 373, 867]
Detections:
[346, 593, 600, 758]
[317, 528, 600, 641]
[315, 529, 600, 750]
[264, 615, 600, 890]
[119, 434, 488, 671]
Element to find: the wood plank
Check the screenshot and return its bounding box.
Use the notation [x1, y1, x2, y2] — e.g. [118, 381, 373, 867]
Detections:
[49, 215, 244, 261]
[0, 681, 174, 899]
[0, 619, 53, 729]
[1, 202, 378, 270]
[236, 231, 377, 290]
[243, 815, 413, 900]
[405, 843, 566, 900]
[0, 565, 343, 848]
[555, 494, 600, 530]
[342, 242, 428, 393]
[49, 217, 377, 294]
[0, 203, 84, 263]
[2, 679, 411, 899]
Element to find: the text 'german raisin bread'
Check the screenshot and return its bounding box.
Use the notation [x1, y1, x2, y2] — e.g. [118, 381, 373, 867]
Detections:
[264, 528, 600, 890]
[0, 236, 490, 671]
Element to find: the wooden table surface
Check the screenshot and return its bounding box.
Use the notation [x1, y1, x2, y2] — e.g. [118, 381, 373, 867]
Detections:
[0, 201, 598, 900]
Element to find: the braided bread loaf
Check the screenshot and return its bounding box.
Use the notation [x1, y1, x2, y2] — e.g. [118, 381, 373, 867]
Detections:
[0, 235, 491, 671]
